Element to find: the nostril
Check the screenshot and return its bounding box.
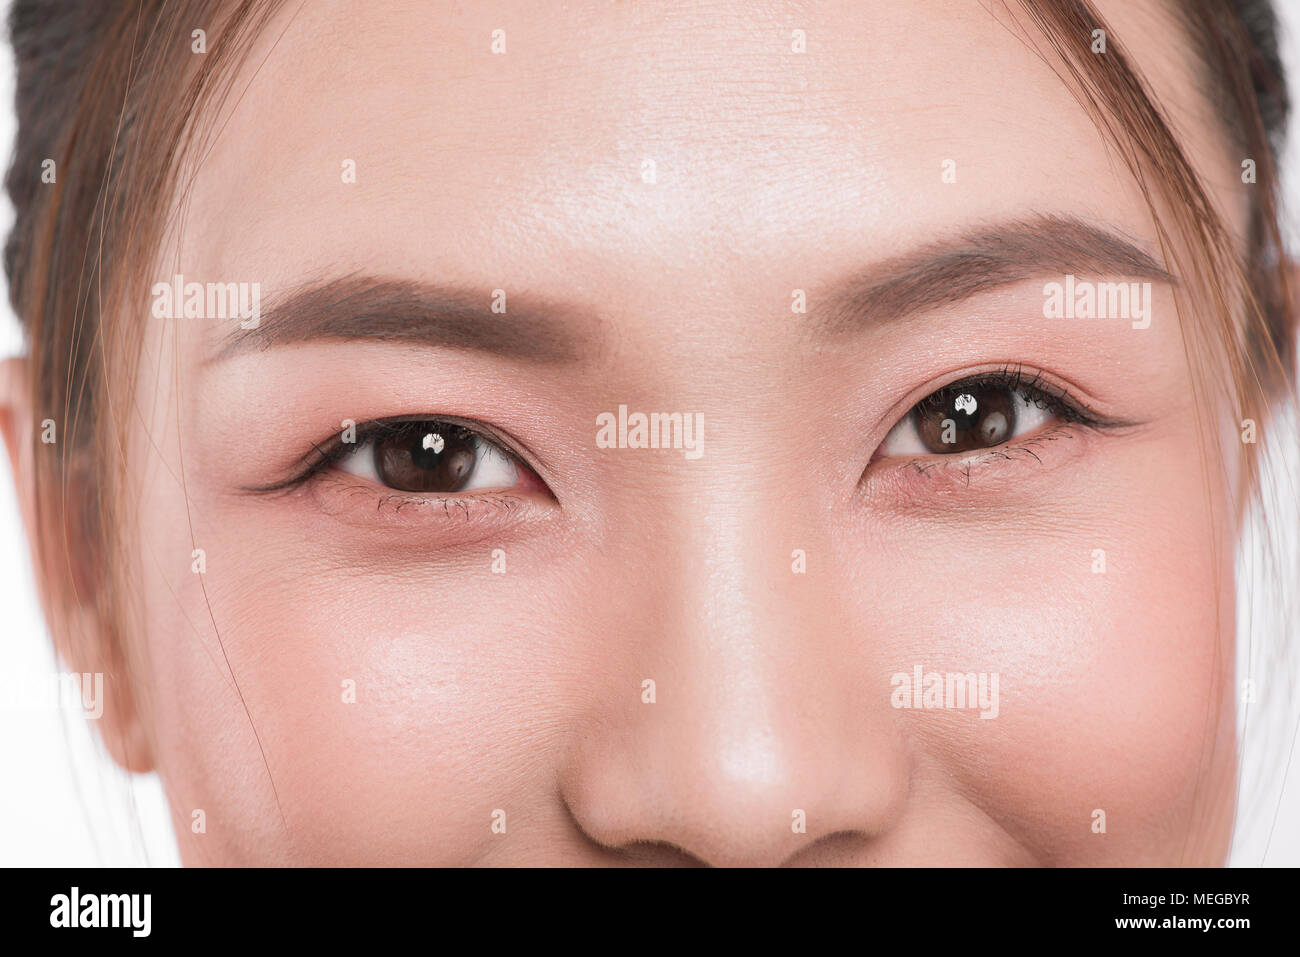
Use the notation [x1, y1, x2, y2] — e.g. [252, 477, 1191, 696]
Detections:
[615, 839, 710, 868]
[562, 791, 708, 865]
[779, 829, 874, 867]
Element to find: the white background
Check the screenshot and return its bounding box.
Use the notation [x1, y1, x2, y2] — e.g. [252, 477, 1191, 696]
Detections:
[1, 6, 1298, 867]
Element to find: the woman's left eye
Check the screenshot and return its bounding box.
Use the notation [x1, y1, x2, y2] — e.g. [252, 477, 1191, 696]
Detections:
[876, 377, 1060, 458]
[335, 420, 520, 493]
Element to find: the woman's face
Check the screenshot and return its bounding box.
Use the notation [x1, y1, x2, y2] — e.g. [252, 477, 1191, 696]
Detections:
[115, 0, 1242, 864]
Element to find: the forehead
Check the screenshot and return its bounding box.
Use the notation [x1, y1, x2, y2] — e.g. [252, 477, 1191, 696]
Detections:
[173, 0, 1200, 305]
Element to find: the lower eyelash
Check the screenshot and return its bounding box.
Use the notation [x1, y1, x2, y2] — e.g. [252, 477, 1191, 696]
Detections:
[240, 459, 527, 529]
[312, 472, 525, 519]
[897, 425, 1082, 485]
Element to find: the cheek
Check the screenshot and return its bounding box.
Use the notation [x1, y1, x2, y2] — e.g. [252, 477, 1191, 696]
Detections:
[126, 471, 598, 863]
[221, 584, 511, 865]
[850, 438, 1237, 864]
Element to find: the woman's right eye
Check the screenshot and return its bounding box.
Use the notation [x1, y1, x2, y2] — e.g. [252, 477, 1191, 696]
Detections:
[335, 420, 524, 494]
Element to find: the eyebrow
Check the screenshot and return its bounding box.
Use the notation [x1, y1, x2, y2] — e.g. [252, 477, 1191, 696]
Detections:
[817, 215, 1176, 332]
[211, 216, 1173, 362]
[210, 274, 591, 363]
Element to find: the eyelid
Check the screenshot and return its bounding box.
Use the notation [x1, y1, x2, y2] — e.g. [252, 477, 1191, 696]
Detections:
[243, 414, 548, 496]
[864, 363, 1142, 493]
[872, 363, 1132, 449]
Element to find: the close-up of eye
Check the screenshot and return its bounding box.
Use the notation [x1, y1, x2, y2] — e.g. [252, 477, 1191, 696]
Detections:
[332, 420, 521, 494]
[875, 371, 1073, 458]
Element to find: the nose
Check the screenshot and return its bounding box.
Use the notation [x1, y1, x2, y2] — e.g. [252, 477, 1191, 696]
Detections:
[558, 487, 911, 867]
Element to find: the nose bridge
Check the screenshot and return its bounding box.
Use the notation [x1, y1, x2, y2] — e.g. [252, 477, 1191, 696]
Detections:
[669, 491, 800, 778]
[561, 458, 910, 865]
[646, 445, 831, 725]
[667, 486, 887, 788]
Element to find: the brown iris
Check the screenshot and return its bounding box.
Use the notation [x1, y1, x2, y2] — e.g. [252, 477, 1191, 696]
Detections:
[372, 422, 479, 492]
[912, 385, 1017, 454]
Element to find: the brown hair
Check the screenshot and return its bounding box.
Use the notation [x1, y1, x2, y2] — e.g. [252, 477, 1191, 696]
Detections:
[1004, 0, 1297, 855]
[5, 0, 287, 771]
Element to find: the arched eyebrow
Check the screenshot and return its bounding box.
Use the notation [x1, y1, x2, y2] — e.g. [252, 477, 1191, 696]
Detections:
[816, 214, 1176, 332]
[207, 274, 594, 363]
[207, 216, 1174, 363]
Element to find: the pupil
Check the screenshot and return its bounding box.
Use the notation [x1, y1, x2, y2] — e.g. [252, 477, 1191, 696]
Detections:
[374, 423, 478, 492]
[915, 386, 1017, 454]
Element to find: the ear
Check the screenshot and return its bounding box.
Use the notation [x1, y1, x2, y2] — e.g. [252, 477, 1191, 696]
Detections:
[0, 355, 155, 773]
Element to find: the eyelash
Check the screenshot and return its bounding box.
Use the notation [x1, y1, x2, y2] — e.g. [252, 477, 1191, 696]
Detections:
[871, 363, 1118, 481]
[247, 416, 535, 511]
[912, 364, 1099, 427]
[249, 364, 1110, 512]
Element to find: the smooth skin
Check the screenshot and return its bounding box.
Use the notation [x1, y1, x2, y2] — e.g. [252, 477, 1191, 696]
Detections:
[2, 0, 1245, 864]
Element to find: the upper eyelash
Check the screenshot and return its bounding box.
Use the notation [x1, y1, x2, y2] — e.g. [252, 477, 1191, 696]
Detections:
[246, 367, 1113, 496]
[242, 418, 488, 495]
[876, 364, 1131, 487]
[911, 362, 1110, 429]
